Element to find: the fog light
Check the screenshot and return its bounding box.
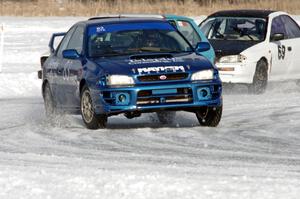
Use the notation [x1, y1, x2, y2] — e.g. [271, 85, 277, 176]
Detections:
[197, 87, 211, 100]
[119, 94, 126, 102]
[115, 92, 130, 105]
[201, 89, 208, 97]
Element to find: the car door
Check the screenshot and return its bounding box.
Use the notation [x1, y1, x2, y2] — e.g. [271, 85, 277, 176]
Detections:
[53, 26, 76, 107]
[62, 25, 85, 110]
[269, 16, 294, 81]
[281, 15, 300, 79]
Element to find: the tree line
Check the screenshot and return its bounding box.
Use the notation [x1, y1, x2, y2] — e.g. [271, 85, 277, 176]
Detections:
[2, 0, 265, 4]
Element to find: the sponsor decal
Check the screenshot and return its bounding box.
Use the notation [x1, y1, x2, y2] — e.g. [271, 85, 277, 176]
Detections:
[129, 57, 181, 65]
[136, 66, 185, 74]
[96, 26, 106, 32]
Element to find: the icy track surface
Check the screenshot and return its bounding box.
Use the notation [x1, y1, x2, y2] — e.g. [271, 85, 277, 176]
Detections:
[0, 17, 300, 199]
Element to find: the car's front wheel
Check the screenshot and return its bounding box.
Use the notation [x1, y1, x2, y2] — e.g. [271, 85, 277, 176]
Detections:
[195, 106, 222, 127]
[248, 59, 268, 94]
[81, 86, 107, 129]
[156, 111, 176, 124]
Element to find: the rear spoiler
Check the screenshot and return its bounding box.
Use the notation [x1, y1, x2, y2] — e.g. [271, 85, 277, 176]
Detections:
[49, 32, 66, 53]
[89, 14, 164, 21]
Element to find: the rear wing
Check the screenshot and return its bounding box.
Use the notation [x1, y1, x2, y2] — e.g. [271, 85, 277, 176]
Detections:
[49, 32, 66, 53]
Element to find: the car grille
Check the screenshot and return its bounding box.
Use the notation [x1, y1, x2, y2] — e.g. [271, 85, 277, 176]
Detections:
[137, 73, 188, 82]
[137, 88, 193, 106]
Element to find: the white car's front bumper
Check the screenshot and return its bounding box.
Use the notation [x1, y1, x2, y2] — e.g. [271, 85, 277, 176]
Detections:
[216, 62, 257, 84]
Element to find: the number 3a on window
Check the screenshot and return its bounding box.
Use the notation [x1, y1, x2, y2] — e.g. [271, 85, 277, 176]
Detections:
[278, 45, 286, 60]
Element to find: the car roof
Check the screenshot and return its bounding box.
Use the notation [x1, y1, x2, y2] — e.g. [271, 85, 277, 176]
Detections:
[86, 14, 197, 23]
[164, 14, 193, 21]
[208, 9, 277, 18]
[78, 16, 167, 26]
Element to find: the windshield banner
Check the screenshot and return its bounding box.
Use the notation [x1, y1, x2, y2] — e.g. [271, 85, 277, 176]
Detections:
[88, 22, 175, 35]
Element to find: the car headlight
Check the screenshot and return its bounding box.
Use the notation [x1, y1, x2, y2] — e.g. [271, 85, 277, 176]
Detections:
[191, 69, 214, 81]
[219, 54, 246, 63]
[106, 75, 135, 86]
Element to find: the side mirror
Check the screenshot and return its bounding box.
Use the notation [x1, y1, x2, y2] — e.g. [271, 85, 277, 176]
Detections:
[271, 33, 284, 42]
[195, 42, 211, 53]
[63, 49, 80, 59]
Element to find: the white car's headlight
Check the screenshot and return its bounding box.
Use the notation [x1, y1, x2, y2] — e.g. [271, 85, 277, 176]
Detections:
[107, 75, 134, 86]
[219, 54, 246, 63]
[191, 69, 214, 81]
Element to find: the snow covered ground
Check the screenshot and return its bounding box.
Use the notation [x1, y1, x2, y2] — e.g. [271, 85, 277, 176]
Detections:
[0, 17, 300, 199]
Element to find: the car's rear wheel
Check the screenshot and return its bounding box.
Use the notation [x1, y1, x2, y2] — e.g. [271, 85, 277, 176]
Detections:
[156, 111, 176, 124]
[81, 86, 107, 129]
[43, 83, 56, 117]
[248, 59, 268, 94]
[196, 106, 222, 127]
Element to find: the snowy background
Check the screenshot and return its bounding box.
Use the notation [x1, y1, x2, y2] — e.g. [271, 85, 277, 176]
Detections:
[0, 16, 300, 198]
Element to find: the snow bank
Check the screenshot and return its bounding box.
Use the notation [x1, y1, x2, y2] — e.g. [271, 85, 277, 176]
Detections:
[292, 15, 300, 25]
[0, 72, 41, 98]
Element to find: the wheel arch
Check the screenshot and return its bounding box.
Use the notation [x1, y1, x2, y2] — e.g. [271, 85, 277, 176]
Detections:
[79, 79, 86, 94]
[257, 56, 269, 73]
[42, 79, 49, 97]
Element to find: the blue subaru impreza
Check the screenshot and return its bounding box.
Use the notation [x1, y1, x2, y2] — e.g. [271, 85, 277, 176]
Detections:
[41, 17, 222, 129]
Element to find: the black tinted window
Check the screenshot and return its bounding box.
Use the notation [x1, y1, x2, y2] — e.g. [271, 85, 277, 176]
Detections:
[271, 16, 287, 38]
[57, 26, 76, 57]
[281, 15, 300, 39]
[67, 26, 84, 54]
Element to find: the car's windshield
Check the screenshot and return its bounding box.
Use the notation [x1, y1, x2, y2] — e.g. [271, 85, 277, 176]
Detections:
[200, 17, 267, 41]
[169, 20, 201, 47]
[87, 22, 193, 57]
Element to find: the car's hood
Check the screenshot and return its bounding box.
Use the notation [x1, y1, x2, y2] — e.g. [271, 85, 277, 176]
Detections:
[92, 53, 213, 76]
[209, 40, 261, 60]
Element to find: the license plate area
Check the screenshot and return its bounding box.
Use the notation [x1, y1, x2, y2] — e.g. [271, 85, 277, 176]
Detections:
[152, 89, 177, 95]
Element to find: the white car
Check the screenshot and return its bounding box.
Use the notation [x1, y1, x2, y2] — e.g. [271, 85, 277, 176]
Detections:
[199, 10, 300, 93]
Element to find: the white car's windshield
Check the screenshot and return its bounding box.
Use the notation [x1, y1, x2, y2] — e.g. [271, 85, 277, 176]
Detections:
[87, 22, 193, 57]
[200, 17, 267, 41]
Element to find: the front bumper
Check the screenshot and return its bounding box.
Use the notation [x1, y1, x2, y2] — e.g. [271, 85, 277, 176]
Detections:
[91, 80, 222, 116]
[217, 62, 257, 84]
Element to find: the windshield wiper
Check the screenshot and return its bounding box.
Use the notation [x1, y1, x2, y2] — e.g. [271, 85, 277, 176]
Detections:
[92, 51, 132, 58]
[128, 47, 190, 54]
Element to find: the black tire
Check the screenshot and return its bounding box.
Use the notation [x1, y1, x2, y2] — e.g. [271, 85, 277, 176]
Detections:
[196, 106, 222, 127]
[248, 59, 268, 94]
[43, 83, 56, 117]
[81, 85, 107, 129]
[156, 111, 176, 124]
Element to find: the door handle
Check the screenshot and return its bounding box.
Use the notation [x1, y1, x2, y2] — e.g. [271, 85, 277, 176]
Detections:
[288, 46, 292, 51]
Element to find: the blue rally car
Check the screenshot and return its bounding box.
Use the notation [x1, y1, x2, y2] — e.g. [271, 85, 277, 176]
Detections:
[41, 17, 223, 129]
